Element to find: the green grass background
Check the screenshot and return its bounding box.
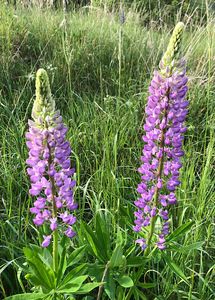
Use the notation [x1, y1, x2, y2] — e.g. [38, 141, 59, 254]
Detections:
[0, 2, 214, 299]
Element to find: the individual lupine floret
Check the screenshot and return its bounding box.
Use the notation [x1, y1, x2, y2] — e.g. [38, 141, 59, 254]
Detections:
[134, 22, 189, 251]
[26, 69, 77, 248]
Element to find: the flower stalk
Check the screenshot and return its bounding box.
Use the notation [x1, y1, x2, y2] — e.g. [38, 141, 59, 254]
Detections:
[133, 22, 189, 252]
[48, 142, 58, 272]
[26, 69, 77, 272]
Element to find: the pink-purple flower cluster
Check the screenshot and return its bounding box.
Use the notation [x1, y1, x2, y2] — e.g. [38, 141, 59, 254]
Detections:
[26, 108, 77, 247]
[134, 60, 188, 250]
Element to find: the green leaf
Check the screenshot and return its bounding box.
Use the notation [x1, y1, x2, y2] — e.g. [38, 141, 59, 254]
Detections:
[37, 252, 52, 269]
[17, 267, 26, 293]
[5, 293, 45, 300]
[23, 247, 55, 290]
[137, 282, 156, 289]
[76, 282, 102, 294]
[163, 254, 189, 284]
[41, 248, 53, 268]
[58, 275, 88, 293]
[127, 256, 148, 267]
[168, 242, 204, 253]
[81, 222, 106, 262]
[116, 286, 124, 299]
[88, 263, 104, 281]
[132, 288, 140, 300]
[0, 261, 14, 275]
[28, 244, 41, 255]
[95, 213, 110, 260]
[67, 245, 87, 267]
[57, 246, 67, 284]
[135, 288, 148, 300]
[116, 227, 124, 246]
[25, 274, 43, 286]
[109, 245, 124, 268]
[58, 263, 88, 288]
[23, 247, 33, 259]
[166, 221, 194, 242]
[104, 273, 116, 300]
[117, 275, 134, 288]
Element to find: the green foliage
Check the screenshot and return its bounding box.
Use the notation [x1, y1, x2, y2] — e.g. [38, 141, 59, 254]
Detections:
[5, 293, 45, 300]
[127, 0, 210, 25]
[0, 2, 214, 300]
[7, 0, 213, 26]
[80, 213, 136, 299]
[4, 245, 101, 299]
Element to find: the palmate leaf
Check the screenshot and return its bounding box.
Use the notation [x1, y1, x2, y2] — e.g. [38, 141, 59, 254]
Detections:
[4, 293, 45, 300]
[23, 247, 55, 290]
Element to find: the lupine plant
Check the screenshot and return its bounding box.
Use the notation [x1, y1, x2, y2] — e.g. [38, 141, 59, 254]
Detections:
[134, 22, 189, 253]
[26, 69, 77, 261]
[5, 22, 193, 300]
[134, 22, 188, 253]
[5, 69, 101, 300]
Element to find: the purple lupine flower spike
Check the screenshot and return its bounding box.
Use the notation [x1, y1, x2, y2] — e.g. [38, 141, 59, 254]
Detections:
[26, 69, 77, 247]
[134, 22, 189, 251]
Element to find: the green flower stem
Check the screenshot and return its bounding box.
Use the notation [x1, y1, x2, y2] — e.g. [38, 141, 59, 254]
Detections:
[96, 261, 110, 300]
[48, 142, 58, 274]
[51, 175, 58, 274]
[53, 224, 58, 274]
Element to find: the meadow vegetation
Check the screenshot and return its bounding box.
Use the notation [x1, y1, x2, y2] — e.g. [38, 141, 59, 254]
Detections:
[0, 2, 214, 299]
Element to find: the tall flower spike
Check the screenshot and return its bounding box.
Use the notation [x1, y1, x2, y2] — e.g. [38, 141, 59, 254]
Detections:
[26, 69, 77, 250]
[134, 23, 188, 252]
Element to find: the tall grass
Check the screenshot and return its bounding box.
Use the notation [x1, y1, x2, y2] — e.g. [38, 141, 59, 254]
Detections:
[0, 2, 214, 299]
